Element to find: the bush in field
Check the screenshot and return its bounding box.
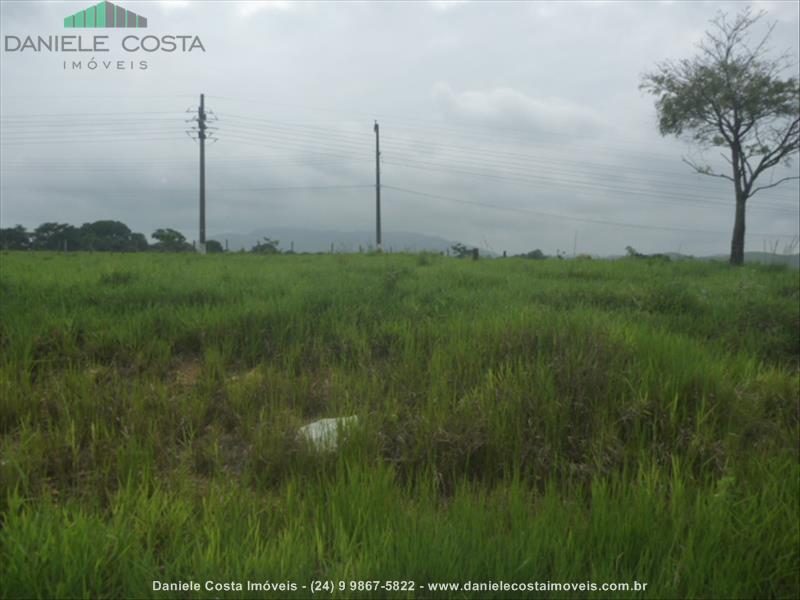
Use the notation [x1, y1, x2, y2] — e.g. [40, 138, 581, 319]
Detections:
[626, 246, 671, 262]
[450, 242, 474, 258]
[151, 228, 193, 252]
[251, 237, 281, 254]
[205, 240, 224, 253]
[517, 249, 547, 259]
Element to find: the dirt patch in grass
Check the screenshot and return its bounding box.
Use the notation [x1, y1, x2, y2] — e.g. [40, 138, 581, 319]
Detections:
[227, 367, 264, 386]
[172, 359, 202, 387]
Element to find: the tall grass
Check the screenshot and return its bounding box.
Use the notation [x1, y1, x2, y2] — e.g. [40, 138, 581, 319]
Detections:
[1, 252, 798, 598]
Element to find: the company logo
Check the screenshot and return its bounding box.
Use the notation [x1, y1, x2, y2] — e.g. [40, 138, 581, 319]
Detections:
[65, 1, 147, 29]
[3, 1, 205, 72]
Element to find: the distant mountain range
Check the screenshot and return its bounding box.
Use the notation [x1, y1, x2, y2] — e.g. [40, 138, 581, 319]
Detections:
[606, 251, 799, 268]
[209, 228, 465, 254]
[209, 229, 798, 268]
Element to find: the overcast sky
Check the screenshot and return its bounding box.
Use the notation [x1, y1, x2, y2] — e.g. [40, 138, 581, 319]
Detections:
[1, 0, 798, 255]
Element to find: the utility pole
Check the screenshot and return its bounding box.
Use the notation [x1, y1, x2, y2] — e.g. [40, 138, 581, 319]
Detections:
[374, 120, 382, 252]
[198, 93, 207, 254]
[186, 94, 217, 254]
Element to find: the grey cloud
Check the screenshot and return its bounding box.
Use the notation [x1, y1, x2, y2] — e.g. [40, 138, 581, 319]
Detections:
[432, 82, 606, 138]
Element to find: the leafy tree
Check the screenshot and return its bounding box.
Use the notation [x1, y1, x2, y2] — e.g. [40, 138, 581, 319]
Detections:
[129, 232, 149, 252]
[640, 9, 799, 265]
[251, 237, 280, 254]
[80, 220, 133, 251]
[205, 240, 224, 253]
[449, 242, 473, 259]
[0, 225, 31, 250]
[32, 222, 82, 250]
[152, 228, 192, 252]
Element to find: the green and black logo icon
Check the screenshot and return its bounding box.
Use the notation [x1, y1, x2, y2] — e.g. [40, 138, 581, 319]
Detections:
[64, 1, 147, 28]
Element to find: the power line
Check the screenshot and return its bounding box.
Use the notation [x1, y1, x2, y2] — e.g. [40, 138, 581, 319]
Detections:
[216, 131, 371, 161]
[382, 184, 798, 238]
[381, 159, 799, 215]
[2, 105, 796, 196]
[1, 138, 792, 217]
[0, 157, 364, 172]
[0, 131, 187, 142]
[0, 110, 186, 119]
[0, 184, 373, 194]
[1, 101, 796, 247]
[207, 94, 688, 158]
[0, 137, 184, 145]
[0, 116, 182, 124]
[3, 106, 795, 204]
[213, 184, 373, 192]
[0, 154, 364, 166]
[213, 125, 798, 209]
[214, 114, 799, 203]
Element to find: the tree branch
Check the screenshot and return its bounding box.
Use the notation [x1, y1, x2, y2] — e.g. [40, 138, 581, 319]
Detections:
[682, 157, 735, 181]
[750, 116, 800, 182]
[750, 176, 800, 196]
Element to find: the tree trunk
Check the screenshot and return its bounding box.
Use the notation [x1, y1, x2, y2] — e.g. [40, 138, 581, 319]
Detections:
[730, 193, 746, 266]
[729, 143, 746, 266]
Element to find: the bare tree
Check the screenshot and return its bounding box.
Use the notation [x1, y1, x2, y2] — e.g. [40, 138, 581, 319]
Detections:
[640, 8, 799, 265]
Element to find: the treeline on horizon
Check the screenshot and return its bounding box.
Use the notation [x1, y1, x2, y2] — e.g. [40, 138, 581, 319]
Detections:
[0, 221, 220, 253]
[5, 221, 765, 262]
[1, 222, 566, 259]
[1, 221, 553, 258]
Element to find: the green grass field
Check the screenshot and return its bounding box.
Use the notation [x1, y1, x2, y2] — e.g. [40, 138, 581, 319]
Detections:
[0, 252, 798, 599]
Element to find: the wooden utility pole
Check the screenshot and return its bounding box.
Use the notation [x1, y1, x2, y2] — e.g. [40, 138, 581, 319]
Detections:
[374, 120, 382, 251]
